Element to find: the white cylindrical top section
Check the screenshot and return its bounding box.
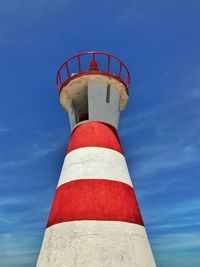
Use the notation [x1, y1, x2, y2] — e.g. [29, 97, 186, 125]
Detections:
[60, 75, 129, 130]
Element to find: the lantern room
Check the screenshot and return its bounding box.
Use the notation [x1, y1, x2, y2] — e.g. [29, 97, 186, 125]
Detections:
[56, 52, 130, 130]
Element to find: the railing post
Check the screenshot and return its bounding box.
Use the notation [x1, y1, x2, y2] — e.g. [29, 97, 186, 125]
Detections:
[92, 53, 96, 61]
[125, 74, 128, 85]
[56, 76, 60, 91]
[65, 63, 70, 78]
[58, 72, 63, 85]
[78, 56, 81, 72]
[108, 55, 110, 73]
[118, 62, 122, 77]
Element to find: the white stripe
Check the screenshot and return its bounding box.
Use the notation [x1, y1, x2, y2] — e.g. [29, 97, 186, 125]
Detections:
[37, 221, 156, 267]
[57, 147, 133, 188]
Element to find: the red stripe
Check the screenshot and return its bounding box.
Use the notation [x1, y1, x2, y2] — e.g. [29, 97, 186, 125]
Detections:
[47, 179, 144, 228]
[67, 122, 123, 154]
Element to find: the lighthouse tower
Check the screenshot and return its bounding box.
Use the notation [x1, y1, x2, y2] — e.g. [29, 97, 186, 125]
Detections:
[37, 52, 156, 267]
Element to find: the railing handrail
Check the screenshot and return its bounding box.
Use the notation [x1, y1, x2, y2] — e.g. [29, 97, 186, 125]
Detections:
[56, 51, 130, 93]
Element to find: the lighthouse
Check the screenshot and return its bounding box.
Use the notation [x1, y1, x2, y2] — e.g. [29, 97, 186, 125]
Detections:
[37, 52, 156, 267]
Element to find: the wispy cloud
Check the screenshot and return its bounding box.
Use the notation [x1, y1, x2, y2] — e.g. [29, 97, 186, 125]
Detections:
[0, 127, 9, 133]
[0, 129, 67, 170]
[133, 143, 199, 178]
[145, 199, 200, 266]
[32, 136, 65, 158]
[31, 129, 67, 158]
[0, 159, 30, 170]
[145, 199, 200, 224]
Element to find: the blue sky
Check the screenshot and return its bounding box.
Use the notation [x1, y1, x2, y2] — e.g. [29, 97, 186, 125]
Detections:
[0, 0, 200, 266]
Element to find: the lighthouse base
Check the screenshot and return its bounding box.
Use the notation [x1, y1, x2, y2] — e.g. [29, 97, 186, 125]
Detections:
[37, 220, 156, 267]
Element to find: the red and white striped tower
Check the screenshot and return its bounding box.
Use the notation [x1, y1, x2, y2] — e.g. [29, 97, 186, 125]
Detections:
[37, 52, 156, 267]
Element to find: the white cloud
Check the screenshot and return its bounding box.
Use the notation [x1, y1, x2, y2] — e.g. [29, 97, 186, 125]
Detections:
[0, 129, 66, 170]
[31, 130, 66, 158]
[144, 199, 200, 228]
[0, 127, 9, 133]
[0, 159, 30, 170]
[134, 143, 199, 179]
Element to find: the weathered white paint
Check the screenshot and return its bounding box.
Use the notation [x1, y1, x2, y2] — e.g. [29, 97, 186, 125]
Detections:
[67, 99, 77, 130]
[57, 147, 133, 188]
[88, 80, 120, 129]
[37, 221, 156, 267]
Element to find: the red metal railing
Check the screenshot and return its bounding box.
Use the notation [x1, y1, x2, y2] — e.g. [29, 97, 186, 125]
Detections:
[56, 52, 130, 94]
